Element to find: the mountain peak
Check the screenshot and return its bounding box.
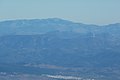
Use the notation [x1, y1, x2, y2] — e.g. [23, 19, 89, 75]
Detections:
[46, 18, 64, 21]
[40, 18, 74, 24]
[0, 18, 74, 25]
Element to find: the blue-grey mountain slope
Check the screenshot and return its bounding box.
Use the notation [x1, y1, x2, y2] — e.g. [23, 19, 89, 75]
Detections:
[0, 18, 120, 80]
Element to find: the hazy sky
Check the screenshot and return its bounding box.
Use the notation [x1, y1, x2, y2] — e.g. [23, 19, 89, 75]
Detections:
[0, 0, 120, 25]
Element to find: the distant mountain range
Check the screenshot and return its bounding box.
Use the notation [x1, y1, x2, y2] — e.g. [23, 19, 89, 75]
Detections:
[0, 18, 120, 66]
[0, 18, 120, 80]
[0, 18, 120, 35]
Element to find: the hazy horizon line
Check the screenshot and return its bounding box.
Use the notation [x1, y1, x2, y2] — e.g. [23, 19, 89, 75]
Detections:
[0, 17, 120, 26]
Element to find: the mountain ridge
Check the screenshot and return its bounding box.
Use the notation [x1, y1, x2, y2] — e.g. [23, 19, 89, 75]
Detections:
[0, 18, 120, 26]
[0, 18, 120, 36]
